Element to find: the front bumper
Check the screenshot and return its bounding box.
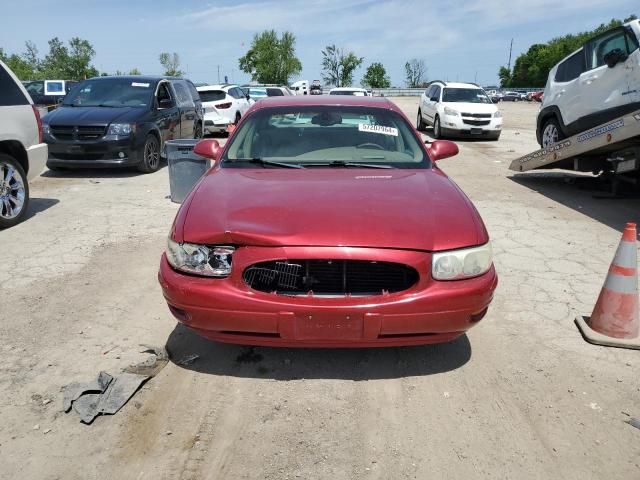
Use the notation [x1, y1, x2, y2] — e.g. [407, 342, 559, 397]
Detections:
[441, 114, 502, 138]
[203, 112, 232, 133]
[26, 143, 48, 181]
[46, 135, 142, 168]
[158, 246, 498, 347]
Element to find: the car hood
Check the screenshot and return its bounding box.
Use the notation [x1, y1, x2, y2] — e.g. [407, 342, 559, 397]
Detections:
[179, 168, 487, 251]
[44, 106, 145, 125]
[443, 102, 496, 114]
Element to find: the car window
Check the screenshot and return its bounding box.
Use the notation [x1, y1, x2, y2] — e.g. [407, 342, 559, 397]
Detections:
[46, 81, 64, 94]
[431, 86, 441, 100]
[442, 88, 491, 104]
[223, 106, 428, 168]
[266, 88, 284, 97]
[173, 82, 194, 107]
[425, 86, 434, 98]
[555, 50, 586, 82]
[63, 78, 154, 107]
[157, 82, 173, 103]
[25, 81, 44, 95]
[185, 81, 200, 103]
[199, 90, 226, 102]
[586, 29, 638, 69]
[0, 64, 29, 106]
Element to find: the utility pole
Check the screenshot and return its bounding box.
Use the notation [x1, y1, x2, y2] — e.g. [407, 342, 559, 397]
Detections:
[217, 65, 220, 83]
[474, 71, 478, 84]
[507, 38, 514, 71]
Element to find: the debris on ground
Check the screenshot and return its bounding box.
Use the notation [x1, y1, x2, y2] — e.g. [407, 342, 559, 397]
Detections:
[124, 344, 169, 377]
[63, 371, 149, 424]
[625, 417, 640, 430]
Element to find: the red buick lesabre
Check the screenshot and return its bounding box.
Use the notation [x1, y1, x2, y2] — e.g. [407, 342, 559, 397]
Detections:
[158, 96, 497, 347]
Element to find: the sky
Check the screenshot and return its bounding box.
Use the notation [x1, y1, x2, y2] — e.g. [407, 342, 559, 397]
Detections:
[1, 0, 637, 86]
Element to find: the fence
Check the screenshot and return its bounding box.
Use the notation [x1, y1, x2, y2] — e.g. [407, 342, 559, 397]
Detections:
[320, 87, 543, 97]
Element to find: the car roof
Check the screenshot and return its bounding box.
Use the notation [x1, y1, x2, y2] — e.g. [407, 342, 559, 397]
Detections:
[196, 84, 236, 91]
[87, 75, 184, 83]
[441, 82, 482, 89]
[329, 87, 367, 91]
[250, 95, 398, 111]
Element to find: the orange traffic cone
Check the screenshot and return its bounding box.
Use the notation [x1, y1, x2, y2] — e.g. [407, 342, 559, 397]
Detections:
[575, 222, 640, 349]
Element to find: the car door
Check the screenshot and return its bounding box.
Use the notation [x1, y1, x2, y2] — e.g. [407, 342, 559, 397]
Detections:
[154, 81, 180, 144]
[231, 87, 250, 115]
[423, 85, 440, 123]
[580, 27, 639, 126]
[171, 81, 196, 138]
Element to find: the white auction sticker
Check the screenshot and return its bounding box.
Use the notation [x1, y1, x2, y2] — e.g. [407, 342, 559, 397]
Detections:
[358, 124, 398, 136]
[131, 82, 150, 88]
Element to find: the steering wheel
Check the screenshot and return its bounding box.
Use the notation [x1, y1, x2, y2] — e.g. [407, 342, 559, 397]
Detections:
[356, 142, 385, 150]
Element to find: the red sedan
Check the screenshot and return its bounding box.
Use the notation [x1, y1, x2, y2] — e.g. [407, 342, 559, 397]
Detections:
[158, 96, 497, 347]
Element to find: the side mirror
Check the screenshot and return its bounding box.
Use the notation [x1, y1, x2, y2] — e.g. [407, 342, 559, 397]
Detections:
[245, 93, 251, 100]
[430, 96, 439, 102]
[603, 48, 628, 68]
[194, 139, 222, 162]
[428, 140, 458, 161]
[158, 98, 175, 109]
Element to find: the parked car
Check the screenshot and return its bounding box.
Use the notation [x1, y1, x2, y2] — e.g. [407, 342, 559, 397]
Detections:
[537, 19, 640, 147]
[417, 81, 502, 140]
[158, 95, 497, 347]
[0, 60, 48, 228]
[485, 90, 502, 103]
[197, 84, 251, 135]
[310, 80, 323, 95]
[530, 91, 544, 102]
[329, 87, 371, 96]
[501, 91, 522, 102]
[291, 80, 309, 95]
[242, 85, 294, 102]
[42, 75, 203, 173]
[23, 80, 78, 111]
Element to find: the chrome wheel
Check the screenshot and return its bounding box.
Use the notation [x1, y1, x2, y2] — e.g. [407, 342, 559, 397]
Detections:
[542, 123, 559, 147]
[0, 161, 26, 220]
[145, 139, 159, 169]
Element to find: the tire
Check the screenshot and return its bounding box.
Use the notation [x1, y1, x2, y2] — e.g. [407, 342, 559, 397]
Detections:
[490, 133, 501, 141]
[416, 109, 426, 131]
[194, 122, 202, 139]
[433, 115, 442, 139]
[541, 117, 565, 148]
[234, 112, 241, 124]
[0, 153, 29, 229]
[137, 134, 161, 174]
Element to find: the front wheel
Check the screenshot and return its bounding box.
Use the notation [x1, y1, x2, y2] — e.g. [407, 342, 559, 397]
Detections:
[416, 109, 426, 131]
[541, 118, 565, 148]
[0, 153, 29, 229]
[194, 122, 202, 139]
[137, 135, 161, 173]
[433, 115, 442, 139]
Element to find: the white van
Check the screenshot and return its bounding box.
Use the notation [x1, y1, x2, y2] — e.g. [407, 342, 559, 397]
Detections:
[291, 80, 309, 95]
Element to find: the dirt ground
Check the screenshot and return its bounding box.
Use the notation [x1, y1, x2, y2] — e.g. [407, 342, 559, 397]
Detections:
[1, 100, 639, 480]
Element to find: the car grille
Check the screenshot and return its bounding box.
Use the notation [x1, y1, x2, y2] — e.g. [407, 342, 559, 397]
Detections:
[461, 113, 492, 118]
[243, 259, 419, 296]
[462, 119, 491, 126]
[49, 152, 105, 160]
[50, 125, 107, 141]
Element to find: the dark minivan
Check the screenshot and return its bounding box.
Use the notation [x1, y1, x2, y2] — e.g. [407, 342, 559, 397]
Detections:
[43, 76, 202, 173]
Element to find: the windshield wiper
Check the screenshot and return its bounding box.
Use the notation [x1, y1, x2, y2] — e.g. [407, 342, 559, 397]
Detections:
[306, 160, 394, 169]
[96, 104, 119, 108]
[230, 158, 305, 169]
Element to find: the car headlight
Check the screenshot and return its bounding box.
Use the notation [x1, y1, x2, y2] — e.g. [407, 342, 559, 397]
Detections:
[493, 111, 502, 118]
[42, 123, 50, 135]
[432, 243, 493, 281]
[444, 106, 459, 117]
[107, 123, 135, 136]
[166, 238, 234, 277]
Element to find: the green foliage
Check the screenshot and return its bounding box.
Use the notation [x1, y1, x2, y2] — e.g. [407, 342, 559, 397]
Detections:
[239, 30, 302, 84]
[129, 68, 142, 75]
[159, 52, 183, 77]
[321, 44, 364, 87]
[499, 16, 637, 87]
[362, 62, 390, 88]
[404, 58, 427, 87]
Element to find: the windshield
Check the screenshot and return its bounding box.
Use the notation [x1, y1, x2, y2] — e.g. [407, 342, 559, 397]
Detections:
[330, 90, 366, 96]
[223, 106, 428, 168]
[24, 81, 44, 95]
[63, 78, 154, 107]
[199, 90, 226, 102]
[442, 88, 491, 104]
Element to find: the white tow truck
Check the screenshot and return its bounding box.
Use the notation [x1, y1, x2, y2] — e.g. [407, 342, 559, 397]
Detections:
[509, 109, 640, 193]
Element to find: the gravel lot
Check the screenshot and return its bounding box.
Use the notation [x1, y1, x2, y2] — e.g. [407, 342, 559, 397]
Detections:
[1, 100, 639, 480]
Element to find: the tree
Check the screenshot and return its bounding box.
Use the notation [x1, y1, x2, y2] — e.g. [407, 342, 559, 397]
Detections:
[498, 66, 512, 88]
[40, 37, 98, 79]
[238, 30, 302, 84]
[159, 52, 183, 77]
[361, 62, 390, 88]
[24, 41, 40, 74]
[321, 44, 363, 87]
[404, 58, 426, 88]
[129, 68, 142, 75]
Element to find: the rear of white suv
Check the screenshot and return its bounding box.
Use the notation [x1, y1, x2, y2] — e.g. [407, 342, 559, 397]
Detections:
[0, 60, 47, 228]
[197, 85, 251, 134]
[537, 19, 640, 147]
[417, 81, 502, 140]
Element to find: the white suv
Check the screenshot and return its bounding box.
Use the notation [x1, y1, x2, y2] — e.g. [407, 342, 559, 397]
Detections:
[196, 84, 251, 134]
[537, 19, 640, 147]
[0, 60, 47, 228]
[417, 81, 502, 140]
